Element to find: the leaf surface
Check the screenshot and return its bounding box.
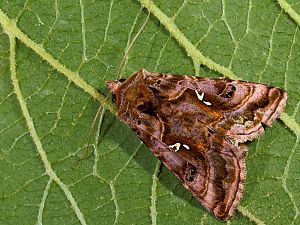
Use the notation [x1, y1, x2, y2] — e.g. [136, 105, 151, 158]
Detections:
[0, 0, 299, 224]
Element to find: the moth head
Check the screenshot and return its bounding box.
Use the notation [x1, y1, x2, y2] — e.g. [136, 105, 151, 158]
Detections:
[105, 79, 126, 95]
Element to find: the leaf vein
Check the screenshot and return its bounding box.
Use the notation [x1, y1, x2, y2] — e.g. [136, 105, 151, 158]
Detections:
[284, 26, 298, 91]
[79, 0, 87, 61]
[281, 138, 300, 222]
[237, 205, 266, 225]
[109, 182, 120, 225]
[37, 178, 53, 225]
[8, 34, 87, 225]
[138, 0, 300, 138]
[257, 11, 282, 82]
[150, 161, 160, 225]
[0, 8, 117, 114]
[278, 0, 300, 26]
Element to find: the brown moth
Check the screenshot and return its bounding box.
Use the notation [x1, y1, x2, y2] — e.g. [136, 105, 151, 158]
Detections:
[106, 68, 287, 220]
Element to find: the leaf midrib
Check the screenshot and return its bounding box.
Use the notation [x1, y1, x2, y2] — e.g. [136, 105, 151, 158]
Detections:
[0, 1, 299, 224]
[0, 5, 297, 137]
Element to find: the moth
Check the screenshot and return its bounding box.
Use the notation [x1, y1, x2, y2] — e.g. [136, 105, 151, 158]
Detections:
[106, 68, 287, 220]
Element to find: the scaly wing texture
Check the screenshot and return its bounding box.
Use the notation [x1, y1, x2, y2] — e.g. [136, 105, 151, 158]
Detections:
[142, 70, 288, 142]
[132, 126, 245, 220]
[0, 1, 298, 224]
[106, 69, 287, 220]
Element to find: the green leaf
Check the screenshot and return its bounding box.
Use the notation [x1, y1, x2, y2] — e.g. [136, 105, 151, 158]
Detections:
[0, 0, 299, 224]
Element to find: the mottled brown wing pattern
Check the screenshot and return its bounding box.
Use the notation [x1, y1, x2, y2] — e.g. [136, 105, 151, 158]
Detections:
[106, 69, 287, 220]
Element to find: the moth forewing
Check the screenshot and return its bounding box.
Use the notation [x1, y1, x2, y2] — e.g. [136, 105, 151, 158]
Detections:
[106, 68, 287, 220]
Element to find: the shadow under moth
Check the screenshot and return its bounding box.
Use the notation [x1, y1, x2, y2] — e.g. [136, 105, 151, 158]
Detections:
[106, 69, 287, 220]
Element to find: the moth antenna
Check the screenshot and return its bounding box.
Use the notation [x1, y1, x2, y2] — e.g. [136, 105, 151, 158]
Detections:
[116, 10, 150, 79]
[82, 9, 150, 161]
[81, 95, 110, 161]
